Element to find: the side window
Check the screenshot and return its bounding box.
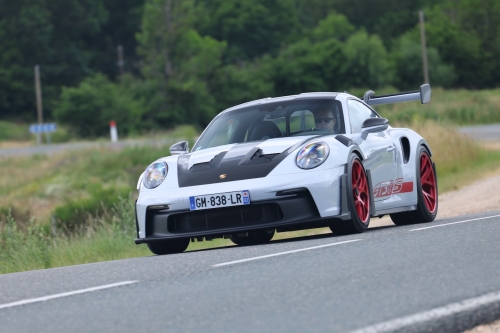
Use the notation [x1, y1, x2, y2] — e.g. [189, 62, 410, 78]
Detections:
[347, 100, 378, 133]
[267, 116, 286, 133]
[289, 110, 315, 133]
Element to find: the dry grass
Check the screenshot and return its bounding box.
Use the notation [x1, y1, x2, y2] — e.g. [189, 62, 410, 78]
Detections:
[391, 119, 500, 193]
[0, 141, 34, 149]
[0, 149, 129, 223]
[401, 120, 480, 174]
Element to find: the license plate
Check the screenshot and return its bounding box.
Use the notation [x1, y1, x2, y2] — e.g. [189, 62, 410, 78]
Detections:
[189, 190, 250, 211]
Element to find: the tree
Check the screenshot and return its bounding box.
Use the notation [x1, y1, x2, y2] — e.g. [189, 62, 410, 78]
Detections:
[423, 5, 485, 88]
[392, 35, 456, 89]
[136, 0, 226, 127]
[342, 30, 394, 88]
[0, 0, 108, 120]
[196, 0, 301, 62]
[54, 73, 145, 137]
[422, 1, 500, 88]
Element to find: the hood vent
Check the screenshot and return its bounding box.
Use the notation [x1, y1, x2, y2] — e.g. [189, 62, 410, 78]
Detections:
[239, 148, 279, 165]
[189, 151, 227, 172]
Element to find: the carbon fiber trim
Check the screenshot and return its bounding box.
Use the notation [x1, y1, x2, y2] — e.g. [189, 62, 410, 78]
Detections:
[177, 136, 330, 187]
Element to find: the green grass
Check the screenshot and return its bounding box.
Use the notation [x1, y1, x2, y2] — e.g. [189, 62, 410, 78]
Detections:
[375, 88, 500, 126]
[0, 121, 32, 141]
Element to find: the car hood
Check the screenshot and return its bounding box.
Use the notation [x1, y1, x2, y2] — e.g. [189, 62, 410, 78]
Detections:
[177, 136, 315, 188]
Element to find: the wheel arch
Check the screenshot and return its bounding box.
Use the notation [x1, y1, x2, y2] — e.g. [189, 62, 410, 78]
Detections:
[419, 140, 433, 156]
[346, 147, 377, 217]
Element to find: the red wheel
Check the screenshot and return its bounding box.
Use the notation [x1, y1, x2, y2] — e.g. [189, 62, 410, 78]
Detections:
[329, 154, 371, 235]
[351, 159, 370, 224]
[390, 146, 438, 225]
[420, 152, 437, 214]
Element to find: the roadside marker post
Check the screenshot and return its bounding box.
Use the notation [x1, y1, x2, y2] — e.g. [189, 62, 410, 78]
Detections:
[110, 120, 118, 142]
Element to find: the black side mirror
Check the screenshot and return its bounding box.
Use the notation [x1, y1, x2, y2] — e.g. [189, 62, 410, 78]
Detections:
[360, 118, 389, 140]
[170, 141, 189, 155]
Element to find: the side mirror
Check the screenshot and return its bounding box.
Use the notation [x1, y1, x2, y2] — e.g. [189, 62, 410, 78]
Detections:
[360, 118, 389, 140]
[170, 141, 189, 155]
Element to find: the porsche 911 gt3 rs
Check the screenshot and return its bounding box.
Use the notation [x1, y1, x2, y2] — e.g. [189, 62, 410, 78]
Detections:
[135, 84, 437, 255]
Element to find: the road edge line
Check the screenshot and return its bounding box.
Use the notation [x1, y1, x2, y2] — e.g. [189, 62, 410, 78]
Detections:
[410, 214, 500, 231]
[0, 281, 138, 310]
[350, 290, 500, 333]
[213, 239, 362, 267]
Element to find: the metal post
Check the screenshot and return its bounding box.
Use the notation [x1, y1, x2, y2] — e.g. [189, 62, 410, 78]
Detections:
[34, 65, 43, 145]
[419, 10, 430, 84]
[117, 45, 125, 76]
[51, 214, 57, 239]
[34, 65, 43, 124]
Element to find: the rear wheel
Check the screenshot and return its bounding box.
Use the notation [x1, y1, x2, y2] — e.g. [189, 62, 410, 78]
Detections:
[390, 146, 438, 225]
[231, 229, 275, 246]
[329, 154, 371, 235]
[147, 238, 190, 255]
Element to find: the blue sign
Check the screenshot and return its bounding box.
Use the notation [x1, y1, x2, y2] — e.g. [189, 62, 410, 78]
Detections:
[29, 123, 57, 134]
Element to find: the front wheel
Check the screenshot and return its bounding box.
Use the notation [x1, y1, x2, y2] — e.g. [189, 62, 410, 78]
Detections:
[390, 146, 438, 225]
[329, 154, 371, 235]
[231, 229, 275, 246]
[147, 238, 190, 255]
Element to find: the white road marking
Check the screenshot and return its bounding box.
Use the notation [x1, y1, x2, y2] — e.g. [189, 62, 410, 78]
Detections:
[0, 281, 138, 310]
[213, 239, 362, 267]
[410, 214, 500, 231]
[350, 290, 500, 333]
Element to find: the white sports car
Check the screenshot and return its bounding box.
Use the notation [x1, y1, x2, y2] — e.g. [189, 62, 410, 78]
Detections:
[135, 84, 437, 255]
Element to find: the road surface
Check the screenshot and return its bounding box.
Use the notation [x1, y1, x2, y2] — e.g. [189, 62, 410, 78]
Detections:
[0, 211, 499, 333]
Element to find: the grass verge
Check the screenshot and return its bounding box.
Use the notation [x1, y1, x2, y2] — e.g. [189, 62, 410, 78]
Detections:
[1, 121, 499, 273]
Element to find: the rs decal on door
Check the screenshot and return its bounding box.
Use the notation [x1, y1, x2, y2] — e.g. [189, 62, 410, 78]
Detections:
[373, 178, 413, 198]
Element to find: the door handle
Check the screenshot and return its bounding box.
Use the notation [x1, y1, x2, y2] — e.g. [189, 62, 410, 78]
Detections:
[386, 146, 395, 152]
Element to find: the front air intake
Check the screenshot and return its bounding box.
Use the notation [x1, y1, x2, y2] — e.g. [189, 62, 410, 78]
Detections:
[168, 203, 283, 233]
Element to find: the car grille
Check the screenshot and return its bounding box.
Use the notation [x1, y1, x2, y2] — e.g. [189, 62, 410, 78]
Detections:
[168, 203, 283, 233]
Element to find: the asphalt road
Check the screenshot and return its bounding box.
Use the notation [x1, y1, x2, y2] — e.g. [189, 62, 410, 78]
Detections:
[458, 124, 500, 141]
[0, 211, 499, 333]
[0, 137, 179, 157]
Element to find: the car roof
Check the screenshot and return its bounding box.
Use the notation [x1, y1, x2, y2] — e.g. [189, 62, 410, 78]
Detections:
[222, 92, 341, 114]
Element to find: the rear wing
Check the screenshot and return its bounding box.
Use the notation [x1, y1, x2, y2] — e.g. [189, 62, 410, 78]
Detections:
[363, 84, 431, 106]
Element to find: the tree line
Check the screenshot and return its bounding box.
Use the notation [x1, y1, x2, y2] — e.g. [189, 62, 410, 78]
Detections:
[1, 0, 499, 137]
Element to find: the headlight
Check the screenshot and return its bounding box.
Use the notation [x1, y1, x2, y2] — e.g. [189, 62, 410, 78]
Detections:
[296, 142, 330, 169]
[143, 162, 168, 189]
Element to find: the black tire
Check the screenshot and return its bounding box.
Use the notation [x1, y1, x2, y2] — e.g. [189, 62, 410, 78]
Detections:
[390, 146, 438, 225]
[329, 154, 371, 235]
[146, 238, 190, 255]
[231, 229, 275, 246]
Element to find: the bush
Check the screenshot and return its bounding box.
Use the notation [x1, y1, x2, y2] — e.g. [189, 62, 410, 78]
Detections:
[54, 74, 146, 138]
[53, 186, 130, 234]
[0, 121, 32, 141]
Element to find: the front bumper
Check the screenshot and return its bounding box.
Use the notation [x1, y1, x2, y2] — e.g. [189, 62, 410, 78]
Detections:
[135, 166, 347, 243]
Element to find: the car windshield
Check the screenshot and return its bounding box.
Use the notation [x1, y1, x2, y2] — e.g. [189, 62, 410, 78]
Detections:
[192, 98, 345, 151]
